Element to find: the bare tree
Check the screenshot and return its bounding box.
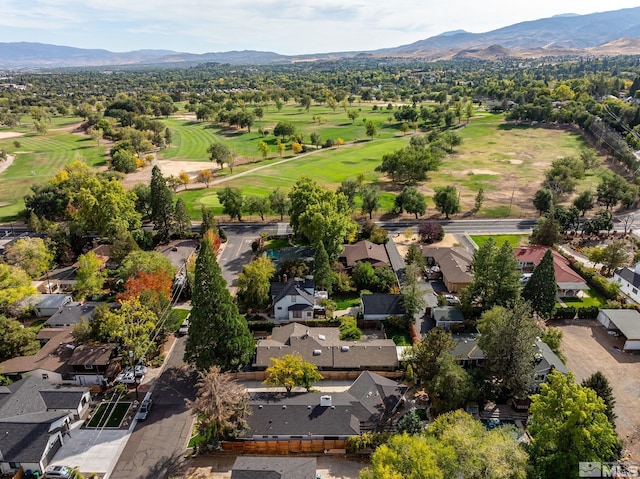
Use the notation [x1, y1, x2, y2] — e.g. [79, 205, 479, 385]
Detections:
[187, 366, 250, 445]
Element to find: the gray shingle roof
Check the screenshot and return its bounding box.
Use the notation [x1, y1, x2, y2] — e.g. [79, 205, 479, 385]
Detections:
[432, 306, 465, 322]
[361, 293, 404, 316]
[0, 419, 63, 463]
[45, 301, 101, 327]
[615, 267, 640, 288]
[271, 279, 315, 306]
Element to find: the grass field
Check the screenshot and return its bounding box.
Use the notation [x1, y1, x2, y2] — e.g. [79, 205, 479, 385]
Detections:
[0, 105, 607, 222]
[86, 402, 131, 428]
[470, 234, 530, 248]
[559, 288, 606, 308]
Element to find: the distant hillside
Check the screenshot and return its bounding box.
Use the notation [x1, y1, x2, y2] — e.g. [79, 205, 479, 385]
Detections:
[2, 7, 640, 69]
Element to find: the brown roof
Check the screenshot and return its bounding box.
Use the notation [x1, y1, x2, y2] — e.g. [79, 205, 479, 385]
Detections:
[0, 327, 75, 375]
[255, 323, 398, 370]
[340, 241, 390, 268]
[422, 247, 474, 284]
[36, 328, 67, 341]
[68, 344, 115, 367]
[514, 246, 586, 284]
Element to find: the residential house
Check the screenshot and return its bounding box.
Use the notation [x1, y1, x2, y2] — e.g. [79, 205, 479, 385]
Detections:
[0, 328, 76, 384]
[597, 309, 640, 351]
[271, 279, 324, 321]
[241, 371, 406, 440]
[513, 246, 588, 297]
[431, 306, 465, 330]
[613, 262, 640, 304]
[231, 457, 317, 479]
[339, 240, 391, 270]
[361, 293, 404, 321]
[0, 376, 90, 476]
[0, 327, 117, 386]
[254, 323, 399, 371]
[31, 294, 73, 317]
[45, 301, 102, 328]
[450, 334, 567, 390]
[421, 247, 474, 293]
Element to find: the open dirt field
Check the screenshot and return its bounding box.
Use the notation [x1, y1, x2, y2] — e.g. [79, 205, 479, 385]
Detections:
[555, 319, 640, 460]
[392, 232, 460, 258]
[120, 160, 220, 189]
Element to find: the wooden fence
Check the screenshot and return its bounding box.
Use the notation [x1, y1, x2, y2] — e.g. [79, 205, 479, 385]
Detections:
[221, 439, 347, 454]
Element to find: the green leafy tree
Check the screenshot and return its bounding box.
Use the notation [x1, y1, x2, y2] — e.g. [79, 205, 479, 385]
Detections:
[150, 165, 174, 243]
[429, 352, 473, 415]
[473, 188, 484, 213]
[394, 186, 427, 219]
[401, 263, 425, 320]
[313, 241, 333, 294]
[460, 238, 521, 311]
[258, 140, 269, 160]
[263, 353, 323, 393]
[528, 371, 621, 479]
[173, 198, 192, 238]
[188, 366, 250, 444]
[184, 238, 254, 371]
[522, 249, 557, 319]
[132, 183, 152, 219]
[309, 131, 321, 149]
[201, 207, 217, 235]
[207, 142, 233, 170]
[478, 301, 542, 399]
[339, 316, 362, 340]
[533, 188, 554, 215]
[74, 252, 107, 300]
[586, 241, 630, 276]
[243, 195, 270, 221]
[237, 254, 275, 309]
[433, 185, 460, 219]
[347, 109, 359, 123]
[530, 209, 563, 247]
[597, 173, 628, 210]
[217, 186, 244, 221]
[5, 237, 54, 279]
[541, 327, 565, 363]
[405, 327, 456, 385]
[581, 371, 617, 425]
[273, 121, 296, 140]
[396, 409, 422, 435]
[365, 120, 378, 139]
[269, 188, 290, 221]
[360, 184, 380, 219]
[118, 250, 175, 281]
[405, 244, 426, 268]
[573, 190, 594, 216]
[0, 315, 39, 361]
[0, 264, 37, 314]
[337, 178, 359, 210]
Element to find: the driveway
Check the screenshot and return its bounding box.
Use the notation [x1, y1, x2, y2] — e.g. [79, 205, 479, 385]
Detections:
[109, 336, 197, 479]
[217, 227, 258, 293]
[557, 319, 640, 460]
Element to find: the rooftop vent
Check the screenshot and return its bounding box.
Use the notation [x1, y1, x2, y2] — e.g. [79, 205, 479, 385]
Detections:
[341, 346, 350, 352]
[318, 334, 326, 341]
[320, 395, 332, 407]
[313, 350, 322, 356]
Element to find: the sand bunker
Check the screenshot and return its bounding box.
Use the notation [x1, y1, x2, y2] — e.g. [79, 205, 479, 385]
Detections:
[0, 132, 23, 140]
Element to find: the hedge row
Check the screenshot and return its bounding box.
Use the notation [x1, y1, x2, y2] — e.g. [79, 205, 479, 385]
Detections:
[553, 305, 599, 320]
[569, 261, 619, 300]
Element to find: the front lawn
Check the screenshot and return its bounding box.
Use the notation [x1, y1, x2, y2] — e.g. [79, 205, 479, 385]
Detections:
[470, 234, 529, 248]
[86, 402, 131, 428]
[558, 288, 606, 309]
[333, 293, 361, 311]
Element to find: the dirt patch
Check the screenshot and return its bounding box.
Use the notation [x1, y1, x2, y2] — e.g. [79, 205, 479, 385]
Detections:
[0, 131, 23, 139]
[392, 232, 460, 258]
[556, 319, 640, 460]
[460, 169, 500, 176]
[0, 155, 15, 176]
[120, 160, 219, 189]
[509, 159, 523, 165]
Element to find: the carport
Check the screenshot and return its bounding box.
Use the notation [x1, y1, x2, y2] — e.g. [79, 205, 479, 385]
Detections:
[597, 309, 640, 350]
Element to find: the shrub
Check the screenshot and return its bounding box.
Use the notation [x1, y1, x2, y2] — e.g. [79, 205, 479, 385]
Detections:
[339, 316, 362, 341]
[247, 321, 276, 332]
[346, 432, 393, 453]
[577, 306, 599, 319]
[323, 139, 335, 148]
[554, 306, 577, 319]
[570, 262, 619, 300]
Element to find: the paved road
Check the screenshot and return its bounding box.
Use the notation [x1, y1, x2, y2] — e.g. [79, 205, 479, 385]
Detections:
[218, 228, 256, 290]
[109, 337, 197, 479]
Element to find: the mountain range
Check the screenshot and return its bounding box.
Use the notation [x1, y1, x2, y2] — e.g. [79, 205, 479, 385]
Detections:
[2, 7, 640, 68]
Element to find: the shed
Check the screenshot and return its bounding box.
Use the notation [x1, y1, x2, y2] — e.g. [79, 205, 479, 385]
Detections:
[597, 309, 640, 350]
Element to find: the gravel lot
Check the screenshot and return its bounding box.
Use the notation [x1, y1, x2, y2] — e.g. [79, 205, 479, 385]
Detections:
[556, 319, 640, 460]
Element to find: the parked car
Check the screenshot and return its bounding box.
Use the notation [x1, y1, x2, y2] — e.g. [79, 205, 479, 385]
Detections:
[444, 294, 460, 305]
[177, 319, 189, 336]
[136, 396, 153, 420]
[44, 465, 72, 478]
[116, 371, 143, 384]
[134, 364, 147, 377]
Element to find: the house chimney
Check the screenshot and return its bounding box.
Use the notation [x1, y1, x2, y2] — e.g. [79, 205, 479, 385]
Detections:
[320, 395, 332, 407]
[283, 273, 288, 283]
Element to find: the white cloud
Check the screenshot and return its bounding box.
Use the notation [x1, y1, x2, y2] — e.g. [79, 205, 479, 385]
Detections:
[0, 0, 639, 54]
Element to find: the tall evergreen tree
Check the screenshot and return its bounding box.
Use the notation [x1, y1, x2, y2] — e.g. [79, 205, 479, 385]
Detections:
[150, 165, 174, 243]
[313, 241, 333, 294]
[173, 198, 192, 238]
[582, 371, 617, 425]
[184, 238, 255, 371]
[200, 207, 217, 236]
[522, 249, 557, 319]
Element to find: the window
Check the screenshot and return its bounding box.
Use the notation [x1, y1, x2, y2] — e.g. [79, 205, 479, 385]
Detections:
[291, 295, 297, 302]
[633, 288, 638, 295]
[84, 364, 94, 370]
[42, 373, 49, 380]
[9, 463, 20, 469]
[306, 312, 312, 318]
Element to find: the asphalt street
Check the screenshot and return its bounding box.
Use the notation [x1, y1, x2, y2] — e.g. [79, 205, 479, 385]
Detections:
[109, 337, 197, 479]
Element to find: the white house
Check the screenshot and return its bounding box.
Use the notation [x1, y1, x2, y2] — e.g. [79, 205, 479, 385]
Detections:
[597, 309, 640, 351]
[270, 279, 321, 321]
[613, 263, 640, 304]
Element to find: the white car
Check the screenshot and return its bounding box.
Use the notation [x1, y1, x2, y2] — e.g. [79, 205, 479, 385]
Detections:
[136, 397, 153, 420]
[116, 371, 143, 384]
[44, 465, 72, 478]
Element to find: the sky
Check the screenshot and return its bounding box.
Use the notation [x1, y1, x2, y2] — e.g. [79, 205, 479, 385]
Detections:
[1, 1, 640, 55]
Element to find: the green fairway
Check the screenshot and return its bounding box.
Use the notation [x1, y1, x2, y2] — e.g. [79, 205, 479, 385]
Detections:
[0, 121, 107, 220]
[470, 234, 529, 248]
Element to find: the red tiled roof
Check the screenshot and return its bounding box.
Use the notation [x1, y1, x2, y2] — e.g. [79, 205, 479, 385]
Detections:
[513, 246, 585, 284]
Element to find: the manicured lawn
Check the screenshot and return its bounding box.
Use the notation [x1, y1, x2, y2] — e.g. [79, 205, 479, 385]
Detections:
[86, 402, 131, 428]
[265, 238, 289, 250]
[558, 288, 606, 308]
[384, 325, 412, 346]
[334, 293, 361, 311]
[0, 121, 107, 220]
[470, 234, 529, 248]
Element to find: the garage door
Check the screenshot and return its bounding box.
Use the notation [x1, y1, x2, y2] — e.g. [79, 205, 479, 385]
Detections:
[597, 312, 612, 329]
[42, 435, 62, 467]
